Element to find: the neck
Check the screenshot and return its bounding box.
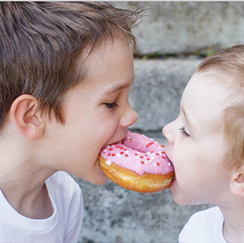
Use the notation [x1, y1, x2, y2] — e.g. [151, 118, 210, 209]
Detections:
[0, 119, 56, 219]
[0, 165, 55, 219]
[220, 200, 244, 242]
[0, 139, 55, 219]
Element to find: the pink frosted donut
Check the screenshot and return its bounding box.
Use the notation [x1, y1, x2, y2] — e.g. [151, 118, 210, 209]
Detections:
[99, 131, 174, 193]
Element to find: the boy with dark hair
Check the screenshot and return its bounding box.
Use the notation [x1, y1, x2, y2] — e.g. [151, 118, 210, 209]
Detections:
[0, 2, 142, 242]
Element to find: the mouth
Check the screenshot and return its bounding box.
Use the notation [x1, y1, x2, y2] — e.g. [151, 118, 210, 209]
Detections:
[97, 136, 127, 176]
[100, 136, 126, 156]
[103, 135, 128, 148]
[164, 154, 176, 184]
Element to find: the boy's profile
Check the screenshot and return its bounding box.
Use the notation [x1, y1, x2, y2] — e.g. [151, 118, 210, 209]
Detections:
[0, 2, 141, 242]
[163, 44, 244, 242]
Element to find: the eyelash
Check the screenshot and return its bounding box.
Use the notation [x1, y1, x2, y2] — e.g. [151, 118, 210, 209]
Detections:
[105, 102, 118, 109]
[179, 127, 190, 137]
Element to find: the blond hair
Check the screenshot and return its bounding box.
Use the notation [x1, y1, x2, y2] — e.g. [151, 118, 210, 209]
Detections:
[197, 44, 244, 169]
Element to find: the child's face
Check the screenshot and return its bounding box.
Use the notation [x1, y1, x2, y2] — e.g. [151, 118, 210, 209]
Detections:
[163, 71, 232, 205]
[44, 36, 138, 184]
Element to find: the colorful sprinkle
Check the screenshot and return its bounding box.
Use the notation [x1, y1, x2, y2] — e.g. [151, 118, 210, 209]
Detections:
[106, 160, 112, 166]
[100, 130, 174, 176]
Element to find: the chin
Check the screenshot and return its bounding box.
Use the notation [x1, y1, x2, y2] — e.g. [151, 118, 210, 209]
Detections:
[91, 168, 109, 185]
[172, 193, 200, 206]
[95, 178, 109, 185]
[73, 166, 108, 185]
[91, 175, 109, 185]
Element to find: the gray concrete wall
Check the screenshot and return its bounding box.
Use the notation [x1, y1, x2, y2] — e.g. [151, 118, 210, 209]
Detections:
[117, 1, 244, 55]
[77, 2, 242, 242]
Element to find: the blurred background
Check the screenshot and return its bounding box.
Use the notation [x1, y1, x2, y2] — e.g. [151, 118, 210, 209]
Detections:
[77, 2, 244, 242]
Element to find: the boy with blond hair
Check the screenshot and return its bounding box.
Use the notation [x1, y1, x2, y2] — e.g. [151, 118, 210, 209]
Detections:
[163, 44, 244, 242]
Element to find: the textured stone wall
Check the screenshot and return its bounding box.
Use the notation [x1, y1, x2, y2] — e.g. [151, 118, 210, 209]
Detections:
[78, 2, 243, 242]
[130, 59, 201, 132]
[116, 1, 244, 55]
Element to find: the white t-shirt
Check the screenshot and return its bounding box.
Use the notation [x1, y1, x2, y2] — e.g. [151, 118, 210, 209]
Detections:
[0, 171, 83, 243]
[179, 206, 226, 243]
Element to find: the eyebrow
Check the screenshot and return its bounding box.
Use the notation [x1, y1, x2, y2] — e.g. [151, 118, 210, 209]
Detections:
[104, 76, 135, 95]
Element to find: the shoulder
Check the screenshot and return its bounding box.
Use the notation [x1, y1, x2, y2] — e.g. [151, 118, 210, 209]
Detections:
[47, 171, 81, 190]
[46, 172, 83, 241]
[186, 206, 223, 222]
[179, 206, 225, 243]
[46, 171, 82, 203]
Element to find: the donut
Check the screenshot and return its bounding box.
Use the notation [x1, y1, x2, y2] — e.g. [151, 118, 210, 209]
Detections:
[98, 131, 174, 193]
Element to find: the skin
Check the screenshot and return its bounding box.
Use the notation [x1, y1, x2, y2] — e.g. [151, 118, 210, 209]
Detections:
[41, 36, 138, 185]
[163, 71, 232, 206]
[0, 35, 138, 219]
[163, 70, 244, 242]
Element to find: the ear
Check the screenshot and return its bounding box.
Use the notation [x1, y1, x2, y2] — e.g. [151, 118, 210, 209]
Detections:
[230, 166, 244, 198]
[10, 94, 45, 140]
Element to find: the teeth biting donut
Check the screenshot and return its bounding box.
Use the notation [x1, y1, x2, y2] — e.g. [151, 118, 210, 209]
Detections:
[98, 131, 174, 193]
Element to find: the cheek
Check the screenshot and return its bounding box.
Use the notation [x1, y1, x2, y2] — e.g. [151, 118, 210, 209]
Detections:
[173, 145, 203, 183]
[174, 147, 220, 189]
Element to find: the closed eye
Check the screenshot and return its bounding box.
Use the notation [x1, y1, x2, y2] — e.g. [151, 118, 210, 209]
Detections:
[105, 102, 118, 109]
[179, 127, 190, 137]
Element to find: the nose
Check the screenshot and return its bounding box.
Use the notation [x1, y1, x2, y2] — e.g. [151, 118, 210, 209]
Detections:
[162, 121, 175, 144]
[120, 104, 138, 128]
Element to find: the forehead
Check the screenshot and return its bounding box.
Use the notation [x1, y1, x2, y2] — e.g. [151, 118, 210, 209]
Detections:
[71, 35, 134, 97]
[181, 71, 231, 123]
[82, 36, 133, 80]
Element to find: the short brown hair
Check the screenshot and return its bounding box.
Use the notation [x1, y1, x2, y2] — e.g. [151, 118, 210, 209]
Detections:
[0, 2, 142, 128]
[197, 44, 244, 169]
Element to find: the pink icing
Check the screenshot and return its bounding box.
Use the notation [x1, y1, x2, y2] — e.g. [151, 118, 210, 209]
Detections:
[100, 131, 174, 176]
